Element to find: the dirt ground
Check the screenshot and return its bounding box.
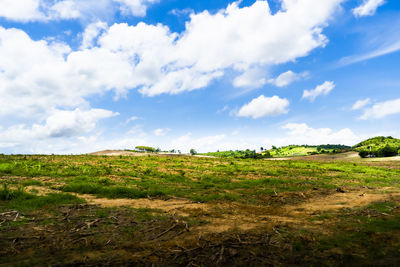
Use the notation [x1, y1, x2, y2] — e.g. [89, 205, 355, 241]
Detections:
[1, 182, 398, 265]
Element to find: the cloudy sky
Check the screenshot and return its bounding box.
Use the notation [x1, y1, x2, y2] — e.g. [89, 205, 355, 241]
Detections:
[0, 0, 399, 154]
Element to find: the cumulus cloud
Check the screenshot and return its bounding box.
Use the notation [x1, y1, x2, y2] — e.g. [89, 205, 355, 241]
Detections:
[237, 95, 289, 119]
[0, 0, 345, 119]
[0, 0, 345, 114]
[302, 81, 335, 102]
[0, 0, 44, 22]
[0, 0, 347, 153]
[80, 21, 108, 49]
[268, 71, 309, 87]
[352, 98, 371, 110]
[0, 0, 158, 22]
[0, 26, 137, 118]
[360, 98, 400, 120]
[94, 0, 343, 96]
[0, 108, 116, 144]
[278, 123, 361, 146]
[353, 0, 385, 17]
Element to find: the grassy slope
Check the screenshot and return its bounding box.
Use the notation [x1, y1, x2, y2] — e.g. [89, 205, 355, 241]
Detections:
[353, 136, 400, 151]
[266, 144, 350, 157]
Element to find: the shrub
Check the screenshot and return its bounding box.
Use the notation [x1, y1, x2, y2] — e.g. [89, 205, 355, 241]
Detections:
[135, 146, 156, 153]
[359, 150, 369, 158]
[377, 145, 398, 157]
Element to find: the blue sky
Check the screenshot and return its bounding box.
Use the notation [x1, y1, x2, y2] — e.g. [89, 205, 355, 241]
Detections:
[0, 0, 399, 154]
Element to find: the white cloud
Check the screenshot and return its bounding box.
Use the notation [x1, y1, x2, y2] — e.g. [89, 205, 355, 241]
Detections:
[0, 0, 44, 22]
[169, 8, 194, 17]
[0, 26, 138, 119]
[0, 0, 158, 22]
[0, 0, 345, 113]
[216, 106, 229, 114]
[0, 0, 349, 153]
[352, 98, 371, 110]
[49, 0, 82, 20]
[302, 81, 335, 102]
[233, 67, 267, 88]
[360, 98, 400, 120]
[353, 0, 385, 17]
[154, 128, 171, 136]
[0, 108, 117, 144]
[126, 116, 140, 123]
[80, 21, 108, 49]
[277, 123, 361, 146]
[237, 95, 289, 119]
[339, 39, 400, 66]
[268, 70, 309, 87]
[95, 0, 343, 96]
[115, 0, 159, 17]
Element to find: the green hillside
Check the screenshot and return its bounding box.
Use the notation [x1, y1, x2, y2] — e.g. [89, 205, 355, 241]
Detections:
[201, 150, 271, 159]
[353, 136, 400, 158]
[263, 144, 350, 158]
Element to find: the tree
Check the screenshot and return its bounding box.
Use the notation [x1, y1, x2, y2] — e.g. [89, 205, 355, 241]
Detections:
[135, 146, 156, 153]
[377, 145, 397, 157]
[272, 145, 277, 150]
[359, 150, 369, 158]
[260, 147, 264, 151]
[190, 149, 197, 155]
[262, 151, 272, 158]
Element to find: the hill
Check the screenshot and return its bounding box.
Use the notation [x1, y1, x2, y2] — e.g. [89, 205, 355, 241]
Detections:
[262, 144, 350, 158]
[353, 136, 400, 158]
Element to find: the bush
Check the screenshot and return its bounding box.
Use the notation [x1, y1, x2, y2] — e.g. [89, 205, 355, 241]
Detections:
[359, 150, 369, 158]
[135, 146, 156, 153]
[376, 145, 398, 157]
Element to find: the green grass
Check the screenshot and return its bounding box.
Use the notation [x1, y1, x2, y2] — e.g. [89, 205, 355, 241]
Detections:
[0, 184, 84, 212]
[0, 154, 399, 203]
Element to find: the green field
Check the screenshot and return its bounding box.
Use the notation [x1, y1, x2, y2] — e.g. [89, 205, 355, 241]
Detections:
[1, 153, 400, 265]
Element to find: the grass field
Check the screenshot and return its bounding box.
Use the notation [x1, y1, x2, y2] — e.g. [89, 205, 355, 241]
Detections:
[1, 153, 400, 265]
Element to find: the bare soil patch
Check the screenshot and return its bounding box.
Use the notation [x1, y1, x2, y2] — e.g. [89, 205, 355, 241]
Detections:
[25, 185, 400, 234]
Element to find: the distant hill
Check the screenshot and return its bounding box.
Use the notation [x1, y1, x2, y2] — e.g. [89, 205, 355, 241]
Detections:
[263, 144, 350, 158]
[353, 136, 400, 158]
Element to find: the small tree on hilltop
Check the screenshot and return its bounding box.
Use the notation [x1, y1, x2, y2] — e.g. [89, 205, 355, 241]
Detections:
[190, 148, 197, 155]
[135, 146, 156, 153]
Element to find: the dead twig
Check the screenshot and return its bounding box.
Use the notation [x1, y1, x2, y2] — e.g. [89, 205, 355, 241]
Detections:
[152, 223, 179, 240]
